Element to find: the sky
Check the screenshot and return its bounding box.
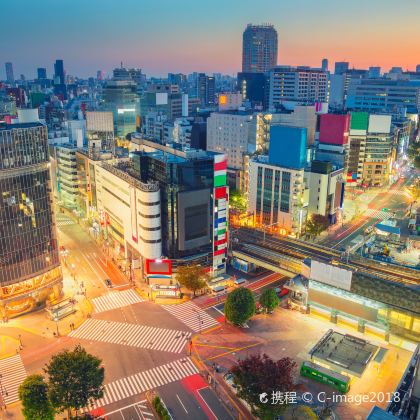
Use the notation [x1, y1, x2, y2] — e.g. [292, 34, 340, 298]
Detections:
[1, 0, 419, 79]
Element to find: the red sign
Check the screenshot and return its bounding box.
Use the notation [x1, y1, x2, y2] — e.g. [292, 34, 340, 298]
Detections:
[146, 259, 172, 275]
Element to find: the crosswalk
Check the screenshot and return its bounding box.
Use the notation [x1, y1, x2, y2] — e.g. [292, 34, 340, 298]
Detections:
[104, 399, 154, 420]
[365, 209, 394, 221]
[161, 301, 219, 332]
[86, 358, 198, 410]
[69, 318, 191, 353]
[56, 216, 76, 227]
[0, 355, 27, 405]
[92, 289, 143, 313]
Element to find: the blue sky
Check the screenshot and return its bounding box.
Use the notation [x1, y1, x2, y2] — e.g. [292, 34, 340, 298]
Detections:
[1, 0, 419, 78]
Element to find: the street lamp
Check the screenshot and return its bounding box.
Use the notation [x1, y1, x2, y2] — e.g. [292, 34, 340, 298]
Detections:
[262, 221, 283, 242]
[54, 317, 60, 337]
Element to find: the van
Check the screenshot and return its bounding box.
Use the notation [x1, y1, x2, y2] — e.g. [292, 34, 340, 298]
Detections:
[234, 278, 246, 286]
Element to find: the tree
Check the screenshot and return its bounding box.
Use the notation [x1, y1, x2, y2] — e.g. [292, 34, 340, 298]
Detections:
[259, 289, 279, 313]
[230, 353, 297, 419]
[19, 374, 55, 420]
[407, 140, 420, 170]
[306, 214, 329, 238]
[230, 189, 247, 212]
[175, 264, 210, 296]
[225, 287, 255, 326]
[44, 345, 104, 418]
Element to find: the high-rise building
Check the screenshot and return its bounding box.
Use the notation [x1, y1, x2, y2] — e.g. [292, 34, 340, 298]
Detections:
[206, 111, 256, 170]
[321, 58, 329, 72]
[5, 62, 14, 84]
[54, 59, 65, 84]
[102, 79, 139, 138]
[197, 73, 215, 106]
[416, 64, 420, 73]
[334, 61, 349, 75]
[0, 112, 62, 318]
[86, 111, 115, 157]
[268, 66, 329, 110]
[53, 59, 67, 99]
[347, 112, 393, 187]
[37, 67, 47, 79]
[242, 24, 278, 73]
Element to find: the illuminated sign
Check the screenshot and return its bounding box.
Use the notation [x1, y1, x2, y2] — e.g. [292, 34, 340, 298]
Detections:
[146, 259, 172, 275]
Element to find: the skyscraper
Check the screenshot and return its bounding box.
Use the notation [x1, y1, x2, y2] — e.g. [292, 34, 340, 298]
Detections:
[321, 58, 329, 71]
[54, 59, 65, 84]
[5, 62, 14, 84]
[0, 111, 62, 318]
[37, 67, 47, 79]
[242, 24, 278, 73]
[197, 73, 215, 106]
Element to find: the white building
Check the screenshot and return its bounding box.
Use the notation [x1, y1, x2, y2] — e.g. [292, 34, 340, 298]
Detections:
[248, 156, 306, 237]
[268, 66, 329, 110]
[95, 161, 162, 261]
[304, 161, 344, 225]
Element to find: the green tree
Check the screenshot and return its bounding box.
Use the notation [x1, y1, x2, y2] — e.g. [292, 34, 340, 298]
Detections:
[225, 287, 255, 326]
[259, 289, 279, 313]
[306, 214, 329, 238]
[44, 345, 104, 419]
[18, 374, 55, 420]
[230, 189, 247, 212]
[407, 140, 420, 170]
[230, 353, 297, 419]
[175, 264, 210, 296]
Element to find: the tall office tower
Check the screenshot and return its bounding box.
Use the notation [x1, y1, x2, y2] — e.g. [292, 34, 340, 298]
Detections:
[197, 73, 215, 106]
[5, 62, 14, 84]
[37, 67, 47, 79]
[54, 59, 65, 84]
[321, 58, 329, 71]
[0, 111, 62, 318]
[334, 61, 349, 75]
[242, 24, 278, 73]
[416, 64, 420, 73]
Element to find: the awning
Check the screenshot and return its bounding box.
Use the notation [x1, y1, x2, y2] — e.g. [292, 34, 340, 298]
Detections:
[375, 223, 400, 235]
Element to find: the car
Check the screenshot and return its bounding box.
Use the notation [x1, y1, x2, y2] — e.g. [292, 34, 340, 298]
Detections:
[104, 278, 113, 288]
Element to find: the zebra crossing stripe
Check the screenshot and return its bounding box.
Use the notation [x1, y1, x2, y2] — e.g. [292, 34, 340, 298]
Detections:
[0, 355, 27, 404]
[161, 301, 219, 332]
[68, 318, 191, 353]
[365, 209, 393, 220]
[92, 289, 143, 313]
[87, 358, 198, 410]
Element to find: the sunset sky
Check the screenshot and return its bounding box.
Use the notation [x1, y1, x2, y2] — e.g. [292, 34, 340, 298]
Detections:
[1, 0, 419, 79]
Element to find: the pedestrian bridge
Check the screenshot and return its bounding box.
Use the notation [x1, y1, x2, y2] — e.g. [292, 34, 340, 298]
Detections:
[232, 244, 303, 278]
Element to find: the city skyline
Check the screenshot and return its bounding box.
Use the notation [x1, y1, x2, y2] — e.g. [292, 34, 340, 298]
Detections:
[1, 0, 420, 79]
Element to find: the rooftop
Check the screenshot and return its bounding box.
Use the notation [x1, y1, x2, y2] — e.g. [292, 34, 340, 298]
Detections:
[309, 329, 379, 377]
[0, 121, 44, 130]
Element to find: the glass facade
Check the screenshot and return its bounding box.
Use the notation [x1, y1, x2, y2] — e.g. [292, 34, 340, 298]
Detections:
[0, 123, 61, 292]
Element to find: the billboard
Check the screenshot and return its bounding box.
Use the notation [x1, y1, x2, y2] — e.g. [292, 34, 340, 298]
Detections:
[156, 92, 168, 105]
[310, 260, 352, 291]
[146, 259, 172, 275]
[177, 189, 211, 251]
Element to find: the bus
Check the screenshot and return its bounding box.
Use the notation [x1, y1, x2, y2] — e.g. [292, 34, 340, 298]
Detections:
[300, 361, 350, 393]
[208, 274, 232, 291]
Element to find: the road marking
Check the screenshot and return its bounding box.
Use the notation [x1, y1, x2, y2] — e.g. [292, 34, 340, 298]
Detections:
[69, 318, 191, 353]
[103, 399, 154, 420]
[86, 359, 198, 411]
[176, 394, 188, 414]
[0, 354, 27, 404]
[197, 389, 218, 420]
[161, 301, 219, 332]
[91, 289, 143, 313]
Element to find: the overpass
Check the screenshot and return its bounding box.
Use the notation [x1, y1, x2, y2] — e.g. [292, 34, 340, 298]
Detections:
[232, 244, 302, 277]
[231, 228, 420, 288]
